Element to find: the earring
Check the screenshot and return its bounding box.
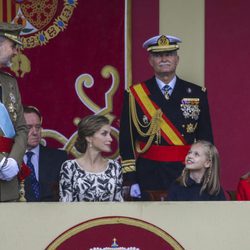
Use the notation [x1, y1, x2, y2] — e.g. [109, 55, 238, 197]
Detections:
[89, 142, 92, 148]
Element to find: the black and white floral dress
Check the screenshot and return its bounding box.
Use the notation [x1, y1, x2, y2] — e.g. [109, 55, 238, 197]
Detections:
[59, 159, 123, 202]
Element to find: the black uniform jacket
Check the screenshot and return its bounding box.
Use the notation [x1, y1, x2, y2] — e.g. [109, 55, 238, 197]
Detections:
[25, 144, 68, 202]
[119, 76, 213, 189]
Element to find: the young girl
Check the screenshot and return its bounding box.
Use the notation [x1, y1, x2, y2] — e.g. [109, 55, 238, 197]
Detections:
[59, 115, 123, 202]
[167, 140, 226, 201]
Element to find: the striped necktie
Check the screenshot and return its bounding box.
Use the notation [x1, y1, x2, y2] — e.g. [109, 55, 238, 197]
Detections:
[26, 151, 40, 200]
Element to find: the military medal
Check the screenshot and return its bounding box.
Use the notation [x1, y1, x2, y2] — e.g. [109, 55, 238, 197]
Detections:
[8, 92, 17, 122]
[9, 92, 16, 103]
[186, 123, 198, 133]
[180, 98, 200, 120]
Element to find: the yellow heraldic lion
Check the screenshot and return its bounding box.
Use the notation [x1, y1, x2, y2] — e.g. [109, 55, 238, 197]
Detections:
[11, 51, 31, 78]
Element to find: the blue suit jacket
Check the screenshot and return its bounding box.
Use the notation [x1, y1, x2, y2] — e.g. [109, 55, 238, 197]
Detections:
[25, 145, 68, 202]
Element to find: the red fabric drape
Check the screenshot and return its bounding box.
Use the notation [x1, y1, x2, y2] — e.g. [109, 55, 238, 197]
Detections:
[206, 1, 250, 192]
[3, 0, 127, 156]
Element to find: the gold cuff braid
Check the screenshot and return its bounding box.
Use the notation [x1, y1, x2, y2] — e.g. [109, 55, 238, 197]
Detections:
[121, 159, 136, 173]
[122, 165, 136, 174]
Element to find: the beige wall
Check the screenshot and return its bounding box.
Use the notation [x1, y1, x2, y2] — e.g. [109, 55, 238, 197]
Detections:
[0, 202, 249, 250]
[160, 0, 204, 86]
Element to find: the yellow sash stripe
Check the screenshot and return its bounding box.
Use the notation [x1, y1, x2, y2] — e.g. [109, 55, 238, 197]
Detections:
[133, 84, 184, 145]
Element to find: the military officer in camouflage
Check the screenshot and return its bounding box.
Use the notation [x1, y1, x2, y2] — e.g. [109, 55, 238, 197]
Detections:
[119, 34, 213, 200]
[0, 22, 28, 201]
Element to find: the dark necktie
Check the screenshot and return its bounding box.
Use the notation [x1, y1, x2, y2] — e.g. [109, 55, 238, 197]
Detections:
[26, 151, 40, 200]
[162, 85, 172, 100]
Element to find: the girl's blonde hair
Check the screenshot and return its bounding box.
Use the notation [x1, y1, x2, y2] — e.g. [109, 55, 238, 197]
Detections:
[178, 140, 221, 196]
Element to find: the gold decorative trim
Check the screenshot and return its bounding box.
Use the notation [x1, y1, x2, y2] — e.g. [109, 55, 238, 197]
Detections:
[46, 217, 184, 250]
[21, 0, 78, 49]
[122, 165, 136, 173]
[147, 44, 179, 52]
[126, 0, 132, 88]
[121, 159, 136, 165]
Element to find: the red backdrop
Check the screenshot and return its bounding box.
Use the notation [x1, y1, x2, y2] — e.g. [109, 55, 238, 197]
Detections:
[2, 0, 159, 157]
[1, 0, 158, 158]
[131, 0, 159, 83]
[20, 0, 124, 135]
[205, 1, 250, 192]
[2, 0, 128, 157]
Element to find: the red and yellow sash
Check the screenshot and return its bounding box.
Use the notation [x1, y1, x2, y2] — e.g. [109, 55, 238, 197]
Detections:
[130, 83, 187, 146]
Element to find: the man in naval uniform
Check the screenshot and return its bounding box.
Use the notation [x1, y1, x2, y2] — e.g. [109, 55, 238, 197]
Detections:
[0, 22, 28, 201]
[119, 34, 213, 200]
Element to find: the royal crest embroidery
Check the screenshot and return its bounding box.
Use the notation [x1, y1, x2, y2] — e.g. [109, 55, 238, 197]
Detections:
[186, 123, 197, 133]
[6, 0, 78, 77]
[180, 98, 200, 120]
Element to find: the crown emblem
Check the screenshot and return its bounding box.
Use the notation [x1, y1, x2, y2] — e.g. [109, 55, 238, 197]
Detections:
[89, 238, 140, 250]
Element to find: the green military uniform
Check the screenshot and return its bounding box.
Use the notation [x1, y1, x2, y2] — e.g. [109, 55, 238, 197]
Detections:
[0, 71, 27, 201]
[0, 22, 27, 201]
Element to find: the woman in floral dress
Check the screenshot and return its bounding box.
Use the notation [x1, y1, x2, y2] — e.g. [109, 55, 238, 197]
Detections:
[59, 115, 123, 202]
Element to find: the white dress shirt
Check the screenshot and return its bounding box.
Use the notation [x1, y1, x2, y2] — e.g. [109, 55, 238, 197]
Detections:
[156, 75, 176, 96]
